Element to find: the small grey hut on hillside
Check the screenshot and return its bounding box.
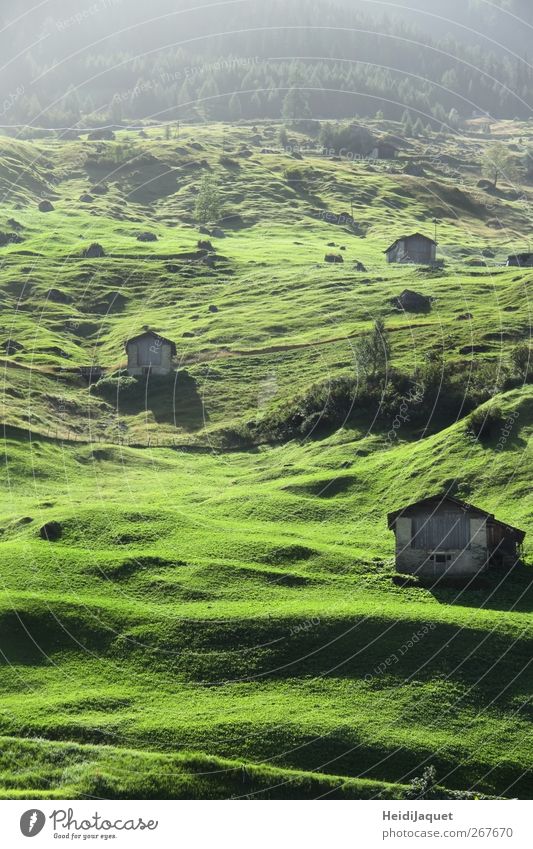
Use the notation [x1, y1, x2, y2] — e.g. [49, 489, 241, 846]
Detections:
[388, 495, 525, 579]
[385, 233, 436, 264]
[125, 330, 176, 376]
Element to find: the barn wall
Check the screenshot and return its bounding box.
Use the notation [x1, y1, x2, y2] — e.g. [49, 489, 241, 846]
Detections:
[127, 339, 172, 375]
[394, 515, 489, 577]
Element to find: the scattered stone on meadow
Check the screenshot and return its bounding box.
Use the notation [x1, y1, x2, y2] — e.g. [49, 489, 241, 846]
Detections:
[45, 288, 71, 304]
[456, 312, 473, 321]
[80, 194, 94, 203]
[198, 226, 210, 235]
[211, 227, 225, 238]
[404, 162, 425, 177]
[137, 232, 158, 242]
[182, 331, 195, 337]
[0, 232, 23, 246]
[88, 128, 115, 141]
[197, 239, 214, 251]
[324, 253, 343, 263]
[82, 243, 106, 258]
[7, 218, 23, 230]
[2, 339, 23, 354]
[340, 245, 346, 250]
[326, 242, 336, 247]
[39, 521, 62, 541]
[208, 304, 218, 313]
[391, 289, 432, 312]
[353, 261, 367, 271]
[38, 200, 54, 212]
[477, 179, 494, 190]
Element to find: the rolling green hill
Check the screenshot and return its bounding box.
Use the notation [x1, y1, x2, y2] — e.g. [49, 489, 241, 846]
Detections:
[0, 120, 532, 799]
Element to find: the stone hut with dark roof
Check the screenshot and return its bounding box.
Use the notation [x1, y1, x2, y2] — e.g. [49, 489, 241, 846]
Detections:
[385, 233, 436, 264]
[125, 330, 176, 376]
[388, 494, 525, 579]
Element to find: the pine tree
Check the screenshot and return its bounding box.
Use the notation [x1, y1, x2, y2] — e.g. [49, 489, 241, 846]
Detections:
[194, 174, 224, 224]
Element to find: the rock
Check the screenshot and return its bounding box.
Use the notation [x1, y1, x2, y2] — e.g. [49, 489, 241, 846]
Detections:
[88, 128, 115, 141]
[211, 227, 225, 238]
[477, 179, 493, 190]
[326, 242, 336, 247]
[46, 288, 71, 304]
[80, 194, 94, 203]
[38, 200, 54, 212]
[197, 239, 214, 251]
[182, 331, 195, 338]
[136, 232, 158, 242]
[353, 261, 367, 272]
[456, 312, 473, 321]
[404, 162, 425, 177]
[90, 184, 108, 195]
[340, 245, 346, 251]
[2, 339, 23, 355]
[392, 289, 432, 312]
[324, 253, 344, 263]
[82, 243, 105, 258]
[466, 259, 487, 267]
[0, 232, 23, 246]
[7, 218, 23, 230]
[208, 304, 218, 313]
[198, 226, 210, 235]
[39, 521, 62, 541]
[190, 141, 204, 150]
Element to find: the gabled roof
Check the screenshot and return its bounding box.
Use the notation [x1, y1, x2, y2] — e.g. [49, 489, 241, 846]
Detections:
[125, 330, 177, 356]
[384, 233, 436, 254]
[387, 494, 525, 542]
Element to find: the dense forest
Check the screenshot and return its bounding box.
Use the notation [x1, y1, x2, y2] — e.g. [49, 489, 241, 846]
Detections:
[1, 0, 532, 128]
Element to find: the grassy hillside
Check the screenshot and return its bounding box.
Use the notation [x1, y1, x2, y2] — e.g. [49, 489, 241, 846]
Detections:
[0, 120, 532, 799]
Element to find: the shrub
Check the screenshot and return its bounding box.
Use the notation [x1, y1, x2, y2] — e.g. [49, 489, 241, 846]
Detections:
[467, 404, 505, 442]
[510, 342, 531, 380]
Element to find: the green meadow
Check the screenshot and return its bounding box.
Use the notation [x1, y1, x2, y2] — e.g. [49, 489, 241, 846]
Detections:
[0, 120, 532, 798]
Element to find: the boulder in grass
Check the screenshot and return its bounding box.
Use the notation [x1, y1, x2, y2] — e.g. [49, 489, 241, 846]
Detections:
[88, 128, 115, 141]
[324, 253, 343, 263]
[391, 289, 432, 313]
[182, 331, 195, 338]
[46, 288, 71, 304]
[137, 232, 158, 242]
[0, 232, 23, 246]
[38, 200, 54, 212]
[211, 227, 225, 238]
[353, 261, 367, 272]
[80, 193, 94, 203]
[198, 226, 210, 235]
[477, 179, 493, 191]
[456, 312, 473, 321]
[90, 184, 108, 195]
[39, 521, 62, 541]
[2, 339, 23, 355]
[208, 304, 218, 313]
[197, 239, 214, 251]
[82, 243, 105, 258]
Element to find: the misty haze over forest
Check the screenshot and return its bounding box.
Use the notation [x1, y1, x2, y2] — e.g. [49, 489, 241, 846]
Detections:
[1, 0, 533, 128]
